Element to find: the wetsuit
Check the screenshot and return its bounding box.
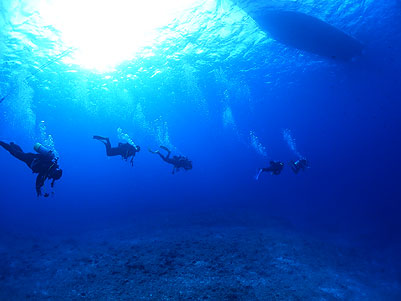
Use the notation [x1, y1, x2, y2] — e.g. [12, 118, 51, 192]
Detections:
[94, 136, 140, 165]
[0, 141, 60, 196]
[150, 146, 192, 174]
[260, 161, 284, 176]
[290, 159, 308, 174]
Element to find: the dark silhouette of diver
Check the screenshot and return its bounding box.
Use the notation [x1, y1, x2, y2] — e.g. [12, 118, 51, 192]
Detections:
[149, 146, 192, 174]
[93, 136, 140, 166]
[289, 159, 309, 174]
[256, 161, 284, 180]
[0, 141, 63, 197]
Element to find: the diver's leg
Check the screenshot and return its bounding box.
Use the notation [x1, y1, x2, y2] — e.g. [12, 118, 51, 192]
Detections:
[150, 148, 165, 160]
[0, 141, 13, 153]
[160, 146, 171, 158]
[94, 137, 118, 157]
[104, 140, 120, 157]
[149, 148, 168, 162]
[0, 142, 36, 167]
[289, 161, 297, 173]
[9, 142, 23, 152]
[290, 161, 300, 174]
[0, 142, 26, 160]
[160, 146, 170, 152]
[93, 135, 108, 141]
[158, 153, 167, 161]
[94, 136, 110, 148]
[94, 136, 113, 156]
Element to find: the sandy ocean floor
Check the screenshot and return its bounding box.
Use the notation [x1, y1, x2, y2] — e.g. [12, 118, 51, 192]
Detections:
[0, 210, 400, 300]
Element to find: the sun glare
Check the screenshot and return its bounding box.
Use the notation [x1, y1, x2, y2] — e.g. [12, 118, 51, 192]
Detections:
[37, 0, 205, 71]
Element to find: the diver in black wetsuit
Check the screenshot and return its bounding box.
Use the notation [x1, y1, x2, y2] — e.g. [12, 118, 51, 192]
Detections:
[0, 141, 63, 197]
[289, 159, 309, 174]
[256, 161, 284, 180]
[149, 146, 192, 174]
[93, 136, 140, 166]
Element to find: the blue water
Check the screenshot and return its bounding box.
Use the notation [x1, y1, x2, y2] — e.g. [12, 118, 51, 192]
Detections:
[1, 0, 401, 299]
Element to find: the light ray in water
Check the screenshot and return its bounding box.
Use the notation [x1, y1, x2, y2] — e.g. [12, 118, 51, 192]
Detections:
[30, 48, 76, 79]
[0, 47, 75, 104]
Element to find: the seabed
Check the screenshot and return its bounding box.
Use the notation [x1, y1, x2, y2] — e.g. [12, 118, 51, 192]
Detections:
[0, 209, 400, 300]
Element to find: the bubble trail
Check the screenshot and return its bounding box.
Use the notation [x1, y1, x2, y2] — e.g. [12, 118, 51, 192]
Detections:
[39, 121, 59, 158]
[117, 128, 136, 147]
[250, 131, 267, 157]
[282, 128, 303, 159]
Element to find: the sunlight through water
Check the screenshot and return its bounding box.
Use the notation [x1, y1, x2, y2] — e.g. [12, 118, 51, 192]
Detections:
[36, 0, 208, 71]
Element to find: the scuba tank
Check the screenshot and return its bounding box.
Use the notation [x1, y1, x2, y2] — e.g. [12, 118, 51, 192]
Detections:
[34, 143, 55, 159]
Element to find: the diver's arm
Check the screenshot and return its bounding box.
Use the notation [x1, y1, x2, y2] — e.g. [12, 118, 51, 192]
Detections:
[36, 174, 46, 196]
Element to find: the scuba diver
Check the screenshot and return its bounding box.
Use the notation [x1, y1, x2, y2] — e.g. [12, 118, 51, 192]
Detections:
[149, 146, 192, 174]
[256, 160, 284, 180]
[289, 159, 309, 174]
[0, 141, 63, 197]
[93, 136, 140, 166]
